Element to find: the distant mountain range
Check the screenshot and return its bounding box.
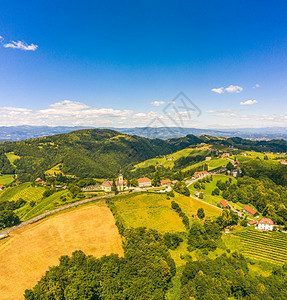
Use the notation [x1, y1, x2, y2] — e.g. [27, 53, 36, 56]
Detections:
[0, 125, 286, 141]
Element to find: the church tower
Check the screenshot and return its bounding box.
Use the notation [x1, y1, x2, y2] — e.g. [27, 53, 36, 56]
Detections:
[118, 171, 124, 191]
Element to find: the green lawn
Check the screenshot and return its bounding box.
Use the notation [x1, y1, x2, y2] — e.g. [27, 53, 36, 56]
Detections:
[0, 175, 14, 186]
[188, 175, 235, 206]
[5, 152, 20, 166]
[113, 192, 221, 233]
[132, 147, 210, 171]
[183, 157, 228, 172]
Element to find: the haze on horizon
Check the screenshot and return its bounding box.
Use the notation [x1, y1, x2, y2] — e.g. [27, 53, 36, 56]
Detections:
[0, 1, 286, 129]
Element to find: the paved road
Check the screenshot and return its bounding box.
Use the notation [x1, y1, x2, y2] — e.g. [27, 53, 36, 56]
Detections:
[0, 192, 128, 238]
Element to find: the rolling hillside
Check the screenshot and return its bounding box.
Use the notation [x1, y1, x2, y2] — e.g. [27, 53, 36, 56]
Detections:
[0, 201, 123, 300]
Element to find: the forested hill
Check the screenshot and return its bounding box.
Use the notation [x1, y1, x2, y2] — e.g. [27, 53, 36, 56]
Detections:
[1, 128, 287, 180]
[0, 129, 201, 180]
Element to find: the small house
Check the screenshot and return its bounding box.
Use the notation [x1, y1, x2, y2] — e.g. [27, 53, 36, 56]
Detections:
[160, 179, 171, 186]
[243, 205, 257, 217]
[248, 220, 258, 227]
[138, 177, 152, 187]
[205, 157, 212, 161]
[219, 199, 229, 208]
[0, 185, 5, 191]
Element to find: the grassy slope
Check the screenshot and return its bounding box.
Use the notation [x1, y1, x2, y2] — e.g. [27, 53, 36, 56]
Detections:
[188, 174, 259, 214]
[183, 157, 228, 172]
[0, 201, 123, 300]
[133, 147, 197, 170]
[113, 192, 222, 299]
[113, 192, 221, 233]
[0, 175, 14, 186]
[5, 152, 20, 166]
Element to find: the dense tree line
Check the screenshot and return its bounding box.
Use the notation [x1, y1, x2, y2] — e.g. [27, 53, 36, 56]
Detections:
[24, 227, 176, 299]
[221, 176, 287, 224]
[171, 201, 190, 229]
[242, 159, 287, 186]
[180, 252, 287, 299]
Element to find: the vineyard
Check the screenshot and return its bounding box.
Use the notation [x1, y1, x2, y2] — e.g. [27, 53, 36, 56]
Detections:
[233, 229, 287, 264]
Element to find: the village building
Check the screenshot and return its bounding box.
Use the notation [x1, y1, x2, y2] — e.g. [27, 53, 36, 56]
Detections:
[35, 177, 42, 182]
[101, 173, 127, 192]
[192, 171, 208, 179]
[205, 156, 212, 161]
[280, 160, 287, 165]
[0, 185, 5, 191]
[248, 220, 258, 227]
[232, 169, 242, 178]
[243, 205, 257, 217]
[219, 199, 230, 208]
[256, 218, 274, 231]
[138, 177, 152, 187]
[160, 179, 171, 186]
[221, 153, 230, 158]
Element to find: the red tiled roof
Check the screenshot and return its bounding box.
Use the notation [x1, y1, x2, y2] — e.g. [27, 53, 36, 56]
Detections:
[220, 199, 229, 208]
[138, 177, 151, 183]
[258, 218, 274, 225]
[0, 185, 4, 189]
[161, 179, 171, 184]
[248, 220, 258, 225]
[243, 205, 257, 215]
[101, 181, 113, 187]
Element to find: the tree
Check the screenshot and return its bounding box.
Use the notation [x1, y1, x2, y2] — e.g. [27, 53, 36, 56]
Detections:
[130, 178, 139, 187]
[111, 179, 118, 193]
[152, 171, 161, 187]
[197, 208, 205, 219]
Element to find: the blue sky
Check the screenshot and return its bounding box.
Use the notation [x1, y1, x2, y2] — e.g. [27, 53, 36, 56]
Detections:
[0, 0, 286, 128]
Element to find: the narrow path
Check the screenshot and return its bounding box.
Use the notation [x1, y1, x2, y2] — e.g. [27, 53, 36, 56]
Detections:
[190, 195, 222, 211]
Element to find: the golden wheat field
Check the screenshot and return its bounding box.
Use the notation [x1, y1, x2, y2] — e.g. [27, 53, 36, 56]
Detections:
[0, 201, 123, 300]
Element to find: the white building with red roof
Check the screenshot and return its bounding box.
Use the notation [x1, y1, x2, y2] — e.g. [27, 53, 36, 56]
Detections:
[257, 218, 274, 231]
[138, 177, 152, 187]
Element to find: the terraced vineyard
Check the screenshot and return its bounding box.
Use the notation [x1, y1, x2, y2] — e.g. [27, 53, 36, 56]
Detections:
[233, 230, 287, 264]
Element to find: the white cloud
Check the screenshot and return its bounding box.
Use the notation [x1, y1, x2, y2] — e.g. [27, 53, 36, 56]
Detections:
[225, 85, 243, 93]
[0, 36, 3, 41]
[3, 40, 38, 51]
[253, 84, 260, 88]
[211, 85, 243, 94]
[240, 100, 258, 105]
[150, 101, 165, 106]
[211, 87, 224, 94]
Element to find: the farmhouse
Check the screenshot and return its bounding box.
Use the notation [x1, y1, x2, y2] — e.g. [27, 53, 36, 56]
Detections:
[257, 218, 274, 231]
[205, 156, 212, 161]
[221, 153, 230, 158]
[243, 205, 257, 217]
[0, 185, 5, 191]
[101, 173, 127, 192]
[219, 199, 229, 208]
[160, 179, 171, 186]
[138, 177, 152, 187]
[232, 169, 242, 178]
[193, 171, 208, 179]
[248, 220, 258, 227]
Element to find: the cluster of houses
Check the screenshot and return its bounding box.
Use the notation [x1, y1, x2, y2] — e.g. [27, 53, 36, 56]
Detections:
[192, 171, 208, 179]
[100, 173, 173, 192]
[219, 199, 274, 231]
